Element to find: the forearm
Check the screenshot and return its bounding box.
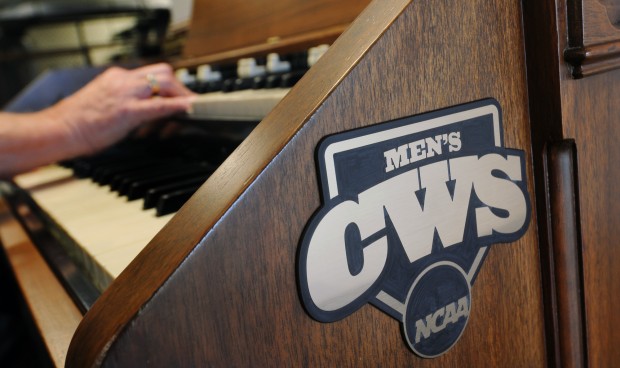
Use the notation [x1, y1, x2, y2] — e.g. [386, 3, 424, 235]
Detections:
[0, 109, 82, 179]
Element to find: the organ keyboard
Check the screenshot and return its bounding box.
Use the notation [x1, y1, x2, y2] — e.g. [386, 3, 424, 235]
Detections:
[185, 46, 329, 120]
[6, 44, 329, 307]
[8, 126, 244, 308]
[13, 165, 173, 287]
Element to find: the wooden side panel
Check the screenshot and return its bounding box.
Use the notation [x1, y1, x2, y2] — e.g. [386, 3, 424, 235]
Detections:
[184, 0, 371, 58]
[525, 0, 620, 364]
[71, 0, 546, 366]
[560, 70, 620, 367]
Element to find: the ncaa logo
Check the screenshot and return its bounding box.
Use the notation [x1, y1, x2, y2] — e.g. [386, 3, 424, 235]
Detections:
[298, 99, 530, 357]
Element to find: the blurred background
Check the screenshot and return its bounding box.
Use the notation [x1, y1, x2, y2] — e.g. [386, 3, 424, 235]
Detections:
[0, 0, 194, 107]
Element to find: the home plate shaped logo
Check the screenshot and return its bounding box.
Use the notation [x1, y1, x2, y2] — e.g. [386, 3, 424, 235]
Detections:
[298, 99, 530, 357]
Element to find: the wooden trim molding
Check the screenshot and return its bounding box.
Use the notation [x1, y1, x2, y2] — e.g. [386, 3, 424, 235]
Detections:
[564, 0, 620, 78]
[565, 40, 620, 78]
[546, 141, 587, 367]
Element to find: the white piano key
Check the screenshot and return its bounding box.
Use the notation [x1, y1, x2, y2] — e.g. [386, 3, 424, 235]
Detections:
[307, 44, 329, 67]
[196, 64, 222, 82]
[237, 58, 266, 78]
[267, 53, 291, 73]
[190, 88, 290, 121]
[175, 67, 196, 85]
[13, 165, 74, 188]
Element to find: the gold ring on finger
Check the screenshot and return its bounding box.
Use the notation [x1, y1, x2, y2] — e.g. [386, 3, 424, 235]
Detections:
[146, 73, 160, 96]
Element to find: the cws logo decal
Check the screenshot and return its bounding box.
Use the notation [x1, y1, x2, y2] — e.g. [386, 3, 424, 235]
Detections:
[298, 99, 530, 358]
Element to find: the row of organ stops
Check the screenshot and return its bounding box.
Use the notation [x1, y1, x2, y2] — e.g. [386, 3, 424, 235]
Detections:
[174, 44, 330, 93]
[60, 133, 242, 217]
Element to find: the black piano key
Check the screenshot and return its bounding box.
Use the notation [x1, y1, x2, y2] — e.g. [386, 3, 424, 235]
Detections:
[222, 78, 236, 92]
[126, 167, 213, 200]
[184, 81, 199, 92]
[252, 75, 267, 89]
[156, 185, 202, 216]
[58, 160, 74, 169]
[143, 175, 210, 209]
[216, 64, 237, 80]
[69, 140, 156, 178]
[233, 77, 254, 91]
[280, 70, 306, 88]
[72, 153, 131, 178]
[193, 81, 206, 94]
[117, 167, 177, 196]
[264, 74, 282, 89]
[116, 163, 206, 196]
[195, 80, 223, 93]
[206, 80, 223, 92]
[91, 158, 158, 185]
[289, 51, 309, 70]
[110, 162, 181, 191]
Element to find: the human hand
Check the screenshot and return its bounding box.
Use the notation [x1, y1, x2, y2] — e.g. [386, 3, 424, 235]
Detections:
[46, 63, 195, 156]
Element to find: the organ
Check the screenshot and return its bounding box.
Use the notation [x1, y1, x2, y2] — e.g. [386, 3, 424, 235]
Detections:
[1, 0, 619, 366]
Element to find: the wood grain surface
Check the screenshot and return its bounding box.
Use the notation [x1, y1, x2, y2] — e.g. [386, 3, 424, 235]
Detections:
[183, 0, 371, 58]
[558, 1, 620, 365]
[67, 0, 546, 366]
[560, 69, 620, 368]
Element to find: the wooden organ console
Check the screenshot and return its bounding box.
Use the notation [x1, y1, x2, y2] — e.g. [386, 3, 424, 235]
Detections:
[0, 0, 619, 366]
